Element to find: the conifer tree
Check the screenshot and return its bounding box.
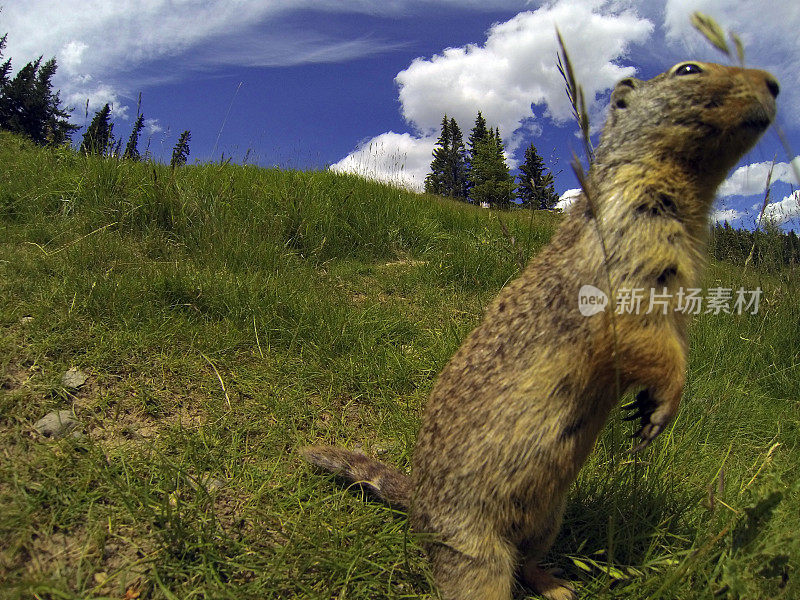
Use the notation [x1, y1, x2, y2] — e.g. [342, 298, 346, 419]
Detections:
[37, 58, 75, 145]
[0, 58, 37, 136]
[469, 129, 515, 209]
[788, 229, 799, 265]
[80, 103, 114, 155]
[467, 111, 489, 159]
[447, 117, 468, 200]
[466, 112, 490, 197]
[170, 130, 191, 168]
[425, 116, 468, 199]
[123, 113, 145, 160]
[517, 143, 559, 209]
[425, 115, 451, 195]
[0, 34, 10, 89]
[0, 38, 76, 145]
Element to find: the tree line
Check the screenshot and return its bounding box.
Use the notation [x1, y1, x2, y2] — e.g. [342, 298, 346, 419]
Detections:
[710, 220, 800, 271]
[425, 111, 559, 210]
[0, 33, 191, 168]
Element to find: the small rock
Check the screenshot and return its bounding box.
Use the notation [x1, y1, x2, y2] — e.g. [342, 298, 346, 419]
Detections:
[62, 367, 88, 390]
[196, 473, 226, 494]
[34, 409, 79, 438]
[206, 477, 226, 493]
[20, 316, 34, 325]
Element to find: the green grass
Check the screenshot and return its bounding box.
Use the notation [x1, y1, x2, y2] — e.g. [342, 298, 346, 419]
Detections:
[0, 130, 797, 599]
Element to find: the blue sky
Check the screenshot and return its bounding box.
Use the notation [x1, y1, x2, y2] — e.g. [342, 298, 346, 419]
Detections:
[3, 0, 799, 229]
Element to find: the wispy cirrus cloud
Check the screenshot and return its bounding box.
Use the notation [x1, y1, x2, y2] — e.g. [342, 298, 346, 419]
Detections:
[4, 1, 518, 119]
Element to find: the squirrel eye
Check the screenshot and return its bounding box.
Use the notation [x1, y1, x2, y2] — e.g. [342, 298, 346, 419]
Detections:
[674, 63, 703, 76]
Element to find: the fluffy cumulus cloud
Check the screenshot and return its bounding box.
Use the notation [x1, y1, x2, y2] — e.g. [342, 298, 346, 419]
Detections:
[335, 0, 653, 189]
[395, 1, 652, 137]
[718, 157, 800, 197]
[330, 132, 436, 191]
[555, 188, 582, 211]
[63, 77, 129, 121]
[762, 190, 800, 225]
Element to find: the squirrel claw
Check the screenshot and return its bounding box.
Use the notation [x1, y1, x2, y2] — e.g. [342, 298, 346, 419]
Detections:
[628, 423, 663, 453]
[623, 390, 661, 440]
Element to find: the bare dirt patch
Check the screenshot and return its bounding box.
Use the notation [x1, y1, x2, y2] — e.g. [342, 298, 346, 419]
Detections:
[0, 362, 32, 393]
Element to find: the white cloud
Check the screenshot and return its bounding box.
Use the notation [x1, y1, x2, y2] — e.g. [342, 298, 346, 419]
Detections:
[395, 1, 652, 139]
[206, 34, 405, 69]
[5, 1, 517, 123]
[336, 0, 654, 190]
[330, 132, 436, 191]
[64, 77, 129, 121]
[58, 41, 88, 73]
[144, 118, 163, 135]
[718, 157, 800, 197]
[761, 190, 800, 225]
[2, 1, 528, 78]
[555, 188, 582, 211]
[711, 208, 744, 224]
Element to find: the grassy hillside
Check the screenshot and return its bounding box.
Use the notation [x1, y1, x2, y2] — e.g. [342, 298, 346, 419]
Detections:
[1, 131, 797, 599]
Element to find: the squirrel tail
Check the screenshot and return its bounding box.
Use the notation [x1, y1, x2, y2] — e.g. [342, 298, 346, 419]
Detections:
[300, 445, 412, 509]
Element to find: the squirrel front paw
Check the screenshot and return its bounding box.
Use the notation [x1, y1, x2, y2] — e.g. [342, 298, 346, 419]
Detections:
[622, 389, 672, 453]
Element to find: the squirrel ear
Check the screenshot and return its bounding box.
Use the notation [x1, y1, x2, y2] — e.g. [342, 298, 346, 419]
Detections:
[611, 77, 642, 110]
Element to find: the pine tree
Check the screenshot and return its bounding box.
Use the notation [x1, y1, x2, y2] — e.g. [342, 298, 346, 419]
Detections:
[517, 143, 559, 209]
[0, 34, 10, 89]
[36, 58, 76, 145]
[123, 113, 145, 160]
[170, 130, 191, 168]
[788, 229, 800, 265]
[465, 112, 489, 197]
[425, 115, 451, 195]
[447, 117, 468, 200]
[425, 115, 469, 200]
[469, 129, 516, 209]
[467, 111, 489, 158]
[112, 136, 123, 157]
[80, 103, 114, 155]
[0, 40, 77, 145]
[0, 58, 36, 136]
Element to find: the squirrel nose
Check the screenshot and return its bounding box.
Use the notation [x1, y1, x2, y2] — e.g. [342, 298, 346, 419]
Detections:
[765, 75, 780, 99]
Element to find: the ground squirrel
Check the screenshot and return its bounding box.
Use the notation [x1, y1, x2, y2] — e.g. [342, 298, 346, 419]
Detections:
[301, 61, 779, 600]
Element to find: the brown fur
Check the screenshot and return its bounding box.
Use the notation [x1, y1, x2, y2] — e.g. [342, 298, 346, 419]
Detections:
[302, 62, 778, 599]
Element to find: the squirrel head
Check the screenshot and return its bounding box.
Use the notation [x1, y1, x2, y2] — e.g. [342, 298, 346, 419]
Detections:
[596, 61, 779, 189]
